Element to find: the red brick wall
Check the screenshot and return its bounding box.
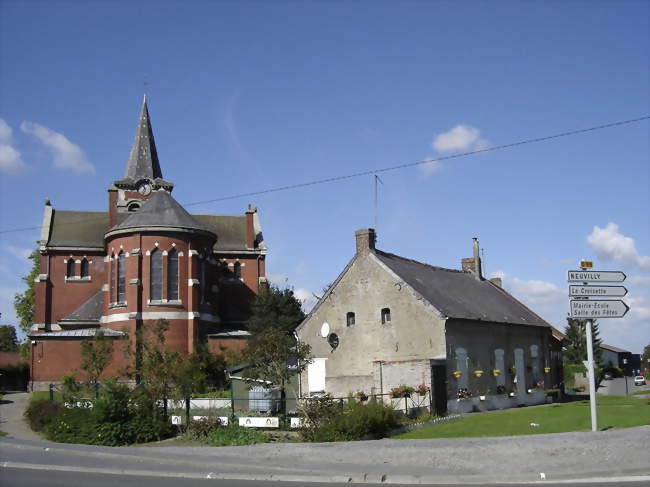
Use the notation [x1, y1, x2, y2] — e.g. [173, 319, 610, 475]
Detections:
[0, 351, 24, 367]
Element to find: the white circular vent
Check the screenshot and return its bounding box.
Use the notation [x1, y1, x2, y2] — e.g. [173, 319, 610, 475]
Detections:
[320, 322, 330, 338]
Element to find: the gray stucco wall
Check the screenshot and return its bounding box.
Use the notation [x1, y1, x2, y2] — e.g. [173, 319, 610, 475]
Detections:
[445, 319, 554, 412]
[297, 252, 446, 398]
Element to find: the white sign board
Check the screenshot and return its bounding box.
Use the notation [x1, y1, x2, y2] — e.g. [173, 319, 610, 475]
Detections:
[567, 270, 626, 282]
[239, 417, 279, 428]
[569, 285, 628, 297]
[290, 417, 303, 428]
[570, 300, 629, 318]
[171, 415, 182, 425]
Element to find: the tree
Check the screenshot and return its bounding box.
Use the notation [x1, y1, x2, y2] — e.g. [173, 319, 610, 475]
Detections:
[13, 249, 40, 334]
[246, 284, 306, 335]
[0, 325, 19, 352]
[563, 317, 603, 366]
[244, 285, 311, 414]
[642, 342, 650, 378]
[80, 329, 114, 386]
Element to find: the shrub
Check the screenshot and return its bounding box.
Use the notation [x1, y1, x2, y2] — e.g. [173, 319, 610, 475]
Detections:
[24, 399, 65, 432]
[206, 424, 269, 446]
[94, 379, 131, 423]
[300, 397, 399, 442]
[186, 416, 223, 440]
[44, 408, 97, 444]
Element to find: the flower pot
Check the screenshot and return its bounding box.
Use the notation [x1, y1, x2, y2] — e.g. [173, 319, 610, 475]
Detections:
[418, 391, 427, 397]
[453, 371, 462, 379]
[544, 367, 551, 373]
[474, 371, 484, 378]
[492, 370, 501, 377]
[479, 395, 486, 401]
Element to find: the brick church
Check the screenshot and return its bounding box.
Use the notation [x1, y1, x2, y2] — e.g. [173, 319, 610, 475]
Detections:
[29, 97, 267, 390]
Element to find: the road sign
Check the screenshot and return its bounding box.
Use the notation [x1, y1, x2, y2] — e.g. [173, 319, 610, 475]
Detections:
[569, 285, 628, 297]
[567, 270, 626, 282]
[570, 299, 629, 318]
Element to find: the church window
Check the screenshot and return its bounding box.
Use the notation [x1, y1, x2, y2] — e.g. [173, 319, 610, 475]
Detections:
[233, 261, 241, 279]
[117, 252, 126, 303]
[346, 312, 355, 327]
[200, 259, 208, 303]
[150, 248, 162, 301]
[381, 307, 391, 324]
[167, 248, 179, 301]
[66, 259, 75, 278]
[127, 202, 141, 212]
[110, 255, 116, 302]
[80, 259, 89, 278]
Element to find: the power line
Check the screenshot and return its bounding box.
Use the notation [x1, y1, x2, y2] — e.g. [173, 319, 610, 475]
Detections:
[1, 115, 648, 236]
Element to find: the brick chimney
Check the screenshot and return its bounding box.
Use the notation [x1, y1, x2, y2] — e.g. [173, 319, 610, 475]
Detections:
[355, 228, 376, 256]
[461, 237, 483, 280]
[245, 205, 256, 249]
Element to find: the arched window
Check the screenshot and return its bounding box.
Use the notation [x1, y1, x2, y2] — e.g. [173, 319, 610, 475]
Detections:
[167, 249, 178, 301]
[200, 259, 207, 303]
[127, 202, 140, 212]
[233, 261, 241, 279]
[381, 307, 391, 324]
[150, 248, 162, 301]
[110, 254, 116, 302]
[66, 259, 75, 278]
[346, 312, 355, 327]
[80, 258, 89, 278]
[117, 252, 126, 303]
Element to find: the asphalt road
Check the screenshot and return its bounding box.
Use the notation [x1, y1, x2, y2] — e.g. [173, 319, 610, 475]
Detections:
[2, 468, 648, 487]
[598, 377, 650, 396]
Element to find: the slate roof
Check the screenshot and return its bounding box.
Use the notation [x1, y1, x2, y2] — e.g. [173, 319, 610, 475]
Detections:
[374, 250, 550, 327]
[30, 327, 126, 339]
[194, 214, 247, 250]
[58, 290, 103, 325]
[600, 343, 630, 353]
[106, 191, 215, 237]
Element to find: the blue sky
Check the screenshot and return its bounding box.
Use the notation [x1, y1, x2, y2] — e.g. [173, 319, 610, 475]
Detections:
[1, 1, 648, 353]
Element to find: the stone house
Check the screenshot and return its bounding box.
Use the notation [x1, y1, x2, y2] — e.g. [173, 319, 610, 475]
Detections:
[296, 229, 562, 414]
[28, 97, 267, 390]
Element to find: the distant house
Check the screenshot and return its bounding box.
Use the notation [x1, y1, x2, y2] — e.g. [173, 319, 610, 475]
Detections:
[296, 229, 562, 415]
[600, 343, 640, 376]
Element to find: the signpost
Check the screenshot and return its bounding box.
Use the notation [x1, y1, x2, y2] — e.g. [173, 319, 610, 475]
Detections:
[569, 285, 627, 297]
[567, 262, 629, 433]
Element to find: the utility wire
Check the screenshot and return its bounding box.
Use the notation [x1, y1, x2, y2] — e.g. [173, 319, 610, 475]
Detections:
[1, 115, 648, 236]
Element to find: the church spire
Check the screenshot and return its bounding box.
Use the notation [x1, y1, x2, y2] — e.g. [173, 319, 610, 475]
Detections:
[124, 95, 163, 181]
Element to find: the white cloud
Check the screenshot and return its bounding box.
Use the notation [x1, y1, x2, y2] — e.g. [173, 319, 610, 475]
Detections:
[586, 223, 650, 272]
[508, 277, 565, 305]
[293, 288, 319, 313]
[20, 121, 94, 173]
[0, 119, 27, 174]
[629, 275, 650, 287]
[432, 124, 489, 153]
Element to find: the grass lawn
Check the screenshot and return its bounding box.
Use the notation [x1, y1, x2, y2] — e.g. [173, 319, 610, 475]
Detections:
[395, 395, 650, 439]
[31, 391, 62, 402]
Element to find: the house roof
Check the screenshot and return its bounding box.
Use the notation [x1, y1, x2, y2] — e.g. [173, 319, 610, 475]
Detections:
[374, 250, 550, 327]
[550, 326, 567, 342]
[106, 190, 215, 238]
[58, 290, 103, 325]
[600, 343, 630, 353]
[29, 327, 126, 339]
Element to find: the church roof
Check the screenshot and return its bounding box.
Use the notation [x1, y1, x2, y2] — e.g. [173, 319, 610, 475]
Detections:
[374, 250, 550, 327]
[106, 190, 215, 238]
[58, 290, 103, 325]
[30, 327, 126, 339]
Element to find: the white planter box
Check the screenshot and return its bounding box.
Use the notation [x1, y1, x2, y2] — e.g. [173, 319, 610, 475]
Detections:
[239, 417, 279, 428]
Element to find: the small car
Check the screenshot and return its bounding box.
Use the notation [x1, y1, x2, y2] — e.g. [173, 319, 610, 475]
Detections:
[634, 376, 646, 386]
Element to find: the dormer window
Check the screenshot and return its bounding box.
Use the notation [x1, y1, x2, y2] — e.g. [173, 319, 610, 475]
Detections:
[381, 307, 391, 324]
[346, 312, 355, 327]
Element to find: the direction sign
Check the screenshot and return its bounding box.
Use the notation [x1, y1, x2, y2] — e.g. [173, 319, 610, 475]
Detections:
[567, 270, 626, 283]
[569, 285, 628, 297]
[570, 299, 629, 318]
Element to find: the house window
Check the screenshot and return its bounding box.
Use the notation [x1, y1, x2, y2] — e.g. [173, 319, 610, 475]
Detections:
[80, 258, 89, 278]
[346, 312, 355, 327]
[150, 248, 162, 301]
[381, 307, 391, 324]
[66, 259, 75, 278]
[167, 248, 178, 300]
[233, 261, 241, 279]
[117, 252, 126, 303]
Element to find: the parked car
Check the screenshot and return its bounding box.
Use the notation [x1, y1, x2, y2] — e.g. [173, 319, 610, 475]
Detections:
[634, 376, 646, 386]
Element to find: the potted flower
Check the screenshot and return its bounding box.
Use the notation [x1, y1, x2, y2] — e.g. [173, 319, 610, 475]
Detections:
[390, 385, 415, 398]
[355, 391, 368, 402]
[452, 370, 462, 379]
[492, 369, 501, 377]
[544, 367, 551, 374]
[509, 365, 517, 374]
[474, 370, 484, 378]
[535, 380, 544, 389]
[415, 383, 430, 396]
[457, 388, 472, 401]
[509, 388, 517, 397]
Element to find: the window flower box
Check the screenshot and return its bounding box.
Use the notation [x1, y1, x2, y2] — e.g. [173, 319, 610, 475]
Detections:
[544, 367, 551, 374]
[390, 385, 414, 398]
[492, 369, 501, 377]
[452, 371, 462, 379]
[474, 370, 484, 378]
